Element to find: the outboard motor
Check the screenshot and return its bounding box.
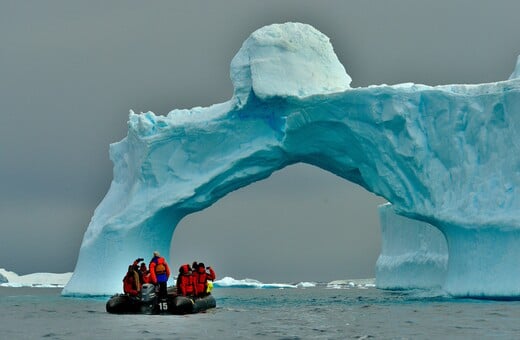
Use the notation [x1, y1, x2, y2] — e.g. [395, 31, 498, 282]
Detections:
[141, 283, 156, 302]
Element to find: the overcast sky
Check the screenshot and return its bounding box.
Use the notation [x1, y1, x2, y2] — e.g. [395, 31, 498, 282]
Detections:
[2, 1, 520, 283]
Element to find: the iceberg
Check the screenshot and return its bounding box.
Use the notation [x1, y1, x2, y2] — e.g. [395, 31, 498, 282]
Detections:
[64, 22, 520, 298]
[327, 278, 376, 289]
[0, 268, 72, 288]
[214, 277, 297, 289]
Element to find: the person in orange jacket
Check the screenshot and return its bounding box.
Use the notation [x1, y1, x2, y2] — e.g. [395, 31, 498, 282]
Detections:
[123, 265, 140, 297]
[149, 251, 171, 299]
[193, 263, 216, 297]
[176, 264, 196, 297]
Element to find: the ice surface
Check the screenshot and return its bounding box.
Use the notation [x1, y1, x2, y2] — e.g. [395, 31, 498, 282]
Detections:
[63, 22, 520, 298]
[376, 203, 447, 289]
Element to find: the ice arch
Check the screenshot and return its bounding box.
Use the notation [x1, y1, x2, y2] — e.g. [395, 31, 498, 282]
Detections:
[64, 22, 520, 297]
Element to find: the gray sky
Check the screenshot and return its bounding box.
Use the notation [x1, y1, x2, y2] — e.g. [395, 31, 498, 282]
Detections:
[1, 0, 520, 282]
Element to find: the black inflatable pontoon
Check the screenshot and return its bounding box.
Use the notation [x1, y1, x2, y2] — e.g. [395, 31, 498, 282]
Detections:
[106, 283, 216, 315]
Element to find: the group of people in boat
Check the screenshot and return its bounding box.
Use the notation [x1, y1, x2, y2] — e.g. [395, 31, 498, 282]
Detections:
[123, 250, 216, 300]
[177, 261, 216, 297]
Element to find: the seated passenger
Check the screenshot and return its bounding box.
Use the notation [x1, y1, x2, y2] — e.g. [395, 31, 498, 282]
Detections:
[194, 263, 216, 297]
[123, 265, 140, 297]
[176, 264, 196, 297]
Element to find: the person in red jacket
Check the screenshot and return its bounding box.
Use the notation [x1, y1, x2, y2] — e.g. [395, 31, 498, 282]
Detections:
[193, 263, 216, 297]
[149, 251, 171, 299]
[123, 265, 140, 297]
[132, 258, 144, 271]
[139, 262, 151, 284]
[176, 264, 196, 297]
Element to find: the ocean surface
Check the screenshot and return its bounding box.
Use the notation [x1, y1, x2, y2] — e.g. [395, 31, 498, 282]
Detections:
[1, 284, 520, 339]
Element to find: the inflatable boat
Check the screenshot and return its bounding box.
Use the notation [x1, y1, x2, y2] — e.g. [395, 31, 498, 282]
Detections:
[106, 283, 216, 315]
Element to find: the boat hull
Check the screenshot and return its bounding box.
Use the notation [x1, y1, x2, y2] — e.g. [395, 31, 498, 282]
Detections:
[106, 293, 216, 315]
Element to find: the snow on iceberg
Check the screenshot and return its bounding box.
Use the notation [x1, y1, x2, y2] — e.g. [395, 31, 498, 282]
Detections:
[64, 22, 520, 298]
[230, 22, 351, 108]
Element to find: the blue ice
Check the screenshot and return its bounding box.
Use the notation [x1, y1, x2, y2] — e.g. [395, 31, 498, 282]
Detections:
[63, 23, 520, 298]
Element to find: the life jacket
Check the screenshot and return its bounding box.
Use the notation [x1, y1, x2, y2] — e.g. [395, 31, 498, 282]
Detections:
[150, 257, 170, 284]
[140, 270, 151, 284]
[156, 262, 166, 275]
[194, 267, 208, 295]
[176, 264, 195, 296]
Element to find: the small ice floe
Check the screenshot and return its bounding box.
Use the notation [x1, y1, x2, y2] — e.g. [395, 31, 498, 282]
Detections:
[326, 278, 376, 289]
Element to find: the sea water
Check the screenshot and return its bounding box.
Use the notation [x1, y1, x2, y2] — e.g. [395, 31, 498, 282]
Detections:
[1, 286, 520, 339]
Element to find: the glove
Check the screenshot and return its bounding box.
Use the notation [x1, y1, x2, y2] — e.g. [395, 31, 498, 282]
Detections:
[135, 258, 144, 263]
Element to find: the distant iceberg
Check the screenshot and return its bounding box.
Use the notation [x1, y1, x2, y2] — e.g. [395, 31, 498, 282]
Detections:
[0, 272, 7, 284]
[327, 278, 376, 289]
[0, 268, 72, 288]
[213, 277, 375, 289]
[214, 277, 298, 289]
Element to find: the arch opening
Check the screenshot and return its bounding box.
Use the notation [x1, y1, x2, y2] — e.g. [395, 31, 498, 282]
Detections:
[171, 163, 386, 283]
